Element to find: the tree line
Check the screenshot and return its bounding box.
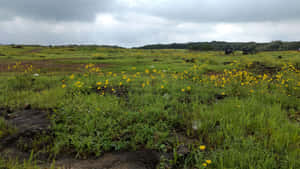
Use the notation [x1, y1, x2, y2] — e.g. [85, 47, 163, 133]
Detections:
[137, 41, 300, 51]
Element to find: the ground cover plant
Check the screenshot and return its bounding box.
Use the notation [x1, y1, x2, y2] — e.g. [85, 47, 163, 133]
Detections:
[0, 45, 299, 169]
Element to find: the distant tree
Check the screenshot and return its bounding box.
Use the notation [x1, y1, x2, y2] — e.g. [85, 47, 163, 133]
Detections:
[138, 41, 300, 51]
[188, 43, 213, 51]
[264, 41, 283, 51]
[242, 44, 257, 55]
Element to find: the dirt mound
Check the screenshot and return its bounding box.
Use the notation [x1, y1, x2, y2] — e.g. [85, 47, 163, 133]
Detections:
[95, 85, 129, 101]
[288, 112, 300, 122]
[52, 150, 160, 169]
[248, 61, 281, 74]
[0, 108, 52, 151]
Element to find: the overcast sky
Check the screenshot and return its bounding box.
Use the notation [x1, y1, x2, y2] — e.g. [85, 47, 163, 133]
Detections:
[0, 0, 300, 47]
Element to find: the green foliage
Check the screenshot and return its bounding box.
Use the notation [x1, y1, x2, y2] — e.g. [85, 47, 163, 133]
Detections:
[0, 117, 16, 138]
[51, 93, 171, 157]
[0, 46, 299, 169]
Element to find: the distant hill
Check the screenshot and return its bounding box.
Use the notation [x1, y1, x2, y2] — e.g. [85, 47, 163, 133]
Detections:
[0, 44, 125, 49]
[136, 41, 300, 51]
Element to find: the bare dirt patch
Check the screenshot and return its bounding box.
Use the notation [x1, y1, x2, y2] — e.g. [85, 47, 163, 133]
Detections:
[94, 85, 129, 101]
[248, 61, 281, 74]
[0, 107, 53, 162]
[288, 111, 300, 123]
[0, 108, 52, 151]
[21, 48, 43, 55]
[50, 150, 160, 169]
[0, 59, 108, 73]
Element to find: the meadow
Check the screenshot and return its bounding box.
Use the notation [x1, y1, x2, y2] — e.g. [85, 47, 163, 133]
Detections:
[0, 45, 299, 169]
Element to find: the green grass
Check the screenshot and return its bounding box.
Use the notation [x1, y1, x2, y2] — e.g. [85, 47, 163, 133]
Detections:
[0, 45, 299, 169]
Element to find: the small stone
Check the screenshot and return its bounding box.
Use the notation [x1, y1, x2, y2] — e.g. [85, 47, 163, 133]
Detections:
[177, 144, 190, 156]
[24, 104, 31, 110]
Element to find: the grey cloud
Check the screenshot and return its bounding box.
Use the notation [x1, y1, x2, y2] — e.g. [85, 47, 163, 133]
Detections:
[1, 0, 300, 23]
[133, 0, 300, 22]
[0, 0, 116, 22]
[2, 15, 300, 47]
[0, 0, 300, 47]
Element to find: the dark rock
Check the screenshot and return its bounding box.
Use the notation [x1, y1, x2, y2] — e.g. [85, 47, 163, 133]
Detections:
[223, 61, 233, 65]
[225, 48, 234, 55]
[183, 58, 196, 63]
[177, 144, 190, 156]
[0, 109, 52, 152]
[215, 94, 227, 100]
[214, 121, 221, 129]
[24, 104, 31, 110]
[12, 45, 23, 49]
[242, 47, 257, 55]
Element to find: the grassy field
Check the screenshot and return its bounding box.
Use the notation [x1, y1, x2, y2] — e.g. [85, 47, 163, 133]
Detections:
[0, 45, 299, 169]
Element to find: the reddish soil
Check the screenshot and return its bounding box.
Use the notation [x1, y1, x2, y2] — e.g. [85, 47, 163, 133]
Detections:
[21, 48, 43, 54]
[0, 59, 108, 73]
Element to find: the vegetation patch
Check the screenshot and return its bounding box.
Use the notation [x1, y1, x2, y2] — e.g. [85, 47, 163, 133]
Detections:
[0, 46, 299, 169]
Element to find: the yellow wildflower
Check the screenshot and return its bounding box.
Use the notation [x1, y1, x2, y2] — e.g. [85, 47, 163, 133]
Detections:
[263, 74, 268, 80]
[210, 75, 216, 81]
[199, 145, 206, 150]
[69, 74, 75, 79]
[206, 160, 212, 164]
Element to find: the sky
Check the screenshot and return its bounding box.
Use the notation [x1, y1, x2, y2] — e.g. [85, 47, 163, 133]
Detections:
[0, 0, 300, 47]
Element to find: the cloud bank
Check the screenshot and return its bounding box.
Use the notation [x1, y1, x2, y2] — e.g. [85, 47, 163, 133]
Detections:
[0, 0, 299, 47]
